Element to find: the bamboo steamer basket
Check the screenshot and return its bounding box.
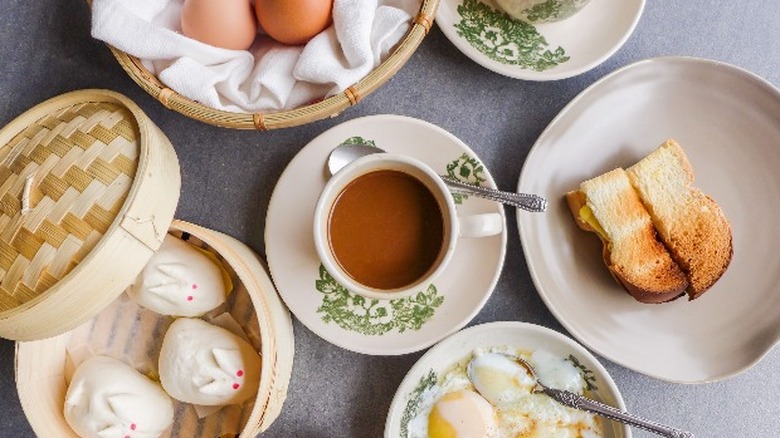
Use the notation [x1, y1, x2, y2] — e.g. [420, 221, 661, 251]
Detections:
[104, 0, 439, 130]
[15, 220, 295, 437]
[3, 90, 294, 435]
[0, 89, 180, 341]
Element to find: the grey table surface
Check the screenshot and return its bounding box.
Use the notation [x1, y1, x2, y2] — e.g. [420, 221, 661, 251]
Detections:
[1, 1, 780, 437]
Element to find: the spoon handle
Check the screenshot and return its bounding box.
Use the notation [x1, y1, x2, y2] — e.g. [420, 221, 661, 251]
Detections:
[542, 388, 695, 438]
[439, 176, 547, 213]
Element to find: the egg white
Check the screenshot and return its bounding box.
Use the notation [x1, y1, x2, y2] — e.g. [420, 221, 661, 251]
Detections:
[531, 349, 585, 394]
[406, 347, 603, 438]
[407, 369, 473, 438]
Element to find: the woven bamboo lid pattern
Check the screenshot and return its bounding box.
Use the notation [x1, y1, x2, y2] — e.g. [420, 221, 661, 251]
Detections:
[0, 90, 180, 341]
[0, 101, 138, 310]
[104, 0, 440, 130]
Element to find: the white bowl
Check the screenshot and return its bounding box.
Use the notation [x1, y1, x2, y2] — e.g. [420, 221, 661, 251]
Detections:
[384, 321, 630, 437]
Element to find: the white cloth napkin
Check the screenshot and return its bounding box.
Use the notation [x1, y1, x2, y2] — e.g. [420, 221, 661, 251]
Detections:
[91, 0, 418, 112]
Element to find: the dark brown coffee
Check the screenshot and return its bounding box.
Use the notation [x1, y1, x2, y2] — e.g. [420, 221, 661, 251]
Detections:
[328, 169, 445, 290]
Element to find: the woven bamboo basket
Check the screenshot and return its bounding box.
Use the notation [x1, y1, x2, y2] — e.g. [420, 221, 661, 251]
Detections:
[103, 0, 439, 130]
[0, 89, 180, 341]
[16, 220, 295, 437]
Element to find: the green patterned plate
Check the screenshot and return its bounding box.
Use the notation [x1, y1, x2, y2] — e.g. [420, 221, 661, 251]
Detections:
[265, 115, 507, 355]
[435, 0, 644, 80]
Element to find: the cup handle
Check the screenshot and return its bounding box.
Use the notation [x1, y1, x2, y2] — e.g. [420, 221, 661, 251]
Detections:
[458, 213, 503, 238]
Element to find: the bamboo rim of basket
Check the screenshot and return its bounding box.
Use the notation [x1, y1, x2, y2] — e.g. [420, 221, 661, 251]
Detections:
[15, 221, 294, 437]
[105, 0, 439, 130]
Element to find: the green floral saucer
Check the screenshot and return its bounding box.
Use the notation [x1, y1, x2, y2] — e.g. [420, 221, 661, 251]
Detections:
[265, 115, 507, 355]
[435, 0, 645, 80]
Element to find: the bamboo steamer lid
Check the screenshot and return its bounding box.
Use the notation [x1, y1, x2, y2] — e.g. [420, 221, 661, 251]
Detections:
[15, 220, 295, 437]
[0, 89, 180, 341]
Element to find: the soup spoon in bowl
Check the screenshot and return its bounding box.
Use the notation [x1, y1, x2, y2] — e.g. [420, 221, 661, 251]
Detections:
[327, 142, 548, 213]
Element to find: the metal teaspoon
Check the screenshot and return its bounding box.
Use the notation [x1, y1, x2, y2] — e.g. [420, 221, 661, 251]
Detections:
[326, 142, 547, 213]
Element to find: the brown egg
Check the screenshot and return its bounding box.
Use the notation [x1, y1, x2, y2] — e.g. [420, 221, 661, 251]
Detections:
[256, 0, 333, 46]
[181, 0, 258, 50]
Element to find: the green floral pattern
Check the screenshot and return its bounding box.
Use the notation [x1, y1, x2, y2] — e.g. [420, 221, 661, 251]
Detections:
[446, 153, 486, 204]
[315, 265, 444, 335]
[522, 0, 589, 22]
[567, 354, 598, 391]
[455, 0, 569, 71]
[400, 370, 438, 437]
[339, 135, 376, 148]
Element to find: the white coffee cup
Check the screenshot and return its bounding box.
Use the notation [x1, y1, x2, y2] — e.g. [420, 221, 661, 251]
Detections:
[313, 153, 503, 301]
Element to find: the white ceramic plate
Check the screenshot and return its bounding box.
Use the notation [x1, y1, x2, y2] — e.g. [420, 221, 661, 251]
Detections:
[517, 57, 780, 383]
[384, 321, 630, 437]
[435, 0, 644, 80]
[265, 115, 507, 355]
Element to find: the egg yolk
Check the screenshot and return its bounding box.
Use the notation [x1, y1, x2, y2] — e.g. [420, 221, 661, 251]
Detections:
[427, 390, 497, 438]
[428, 404, 457, 438]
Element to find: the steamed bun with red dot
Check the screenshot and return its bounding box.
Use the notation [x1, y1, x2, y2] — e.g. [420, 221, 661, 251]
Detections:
[64, 356, 174, 438]
[128, 235, 228, 317]
[158, 318, 261, 406]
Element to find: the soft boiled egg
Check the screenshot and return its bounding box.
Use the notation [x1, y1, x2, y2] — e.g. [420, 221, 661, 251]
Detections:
[530, 349, 587, 393]
[427, 390, 498, 438]
[467, 352, 537, 406]
[406, 349, 603, 438]
[466, 351, 601, 437]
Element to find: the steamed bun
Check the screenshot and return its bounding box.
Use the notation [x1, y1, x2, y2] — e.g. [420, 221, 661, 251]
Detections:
[129, 235, 228, 317]
[158, 317, 261, 406]
[64, 356, 174, 438]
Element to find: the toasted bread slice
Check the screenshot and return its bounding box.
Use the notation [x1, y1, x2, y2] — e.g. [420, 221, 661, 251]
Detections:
[626, 139, 733, 299]
[566, 168, 688, 303]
